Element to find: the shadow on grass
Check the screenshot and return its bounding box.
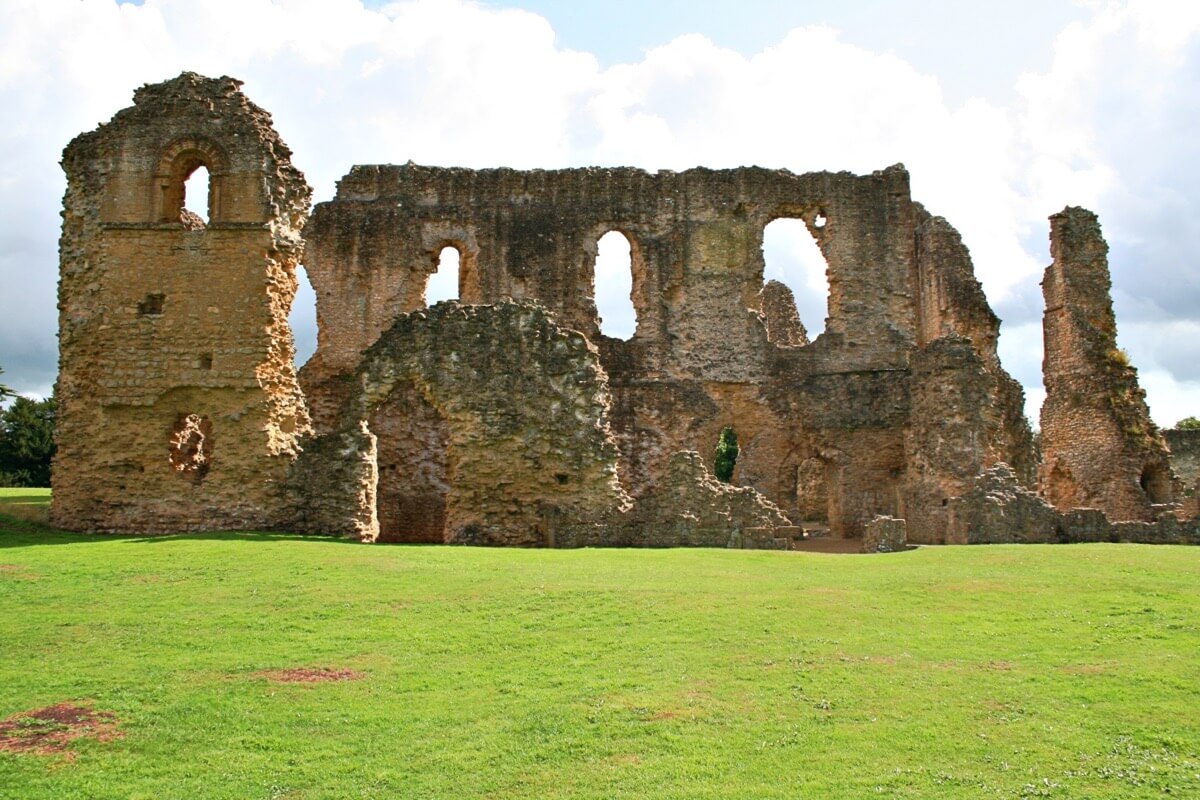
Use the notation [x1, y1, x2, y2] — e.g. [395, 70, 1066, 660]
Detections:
[0, 513, 361, 549]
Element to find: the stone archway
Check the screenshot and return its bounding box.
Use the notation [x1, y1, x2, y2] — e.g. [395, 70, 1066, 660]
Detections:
[370, 379, 450, 543]
[292, 301, 631, 544]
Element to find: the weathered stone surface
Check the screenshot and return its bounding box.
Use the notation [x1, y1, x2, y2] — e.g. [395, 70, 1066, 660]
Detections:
[295, 301, 631, 545]
[947, 464, 1060, 544]
[53, 73, 311, 533]
[621, 450, 792, 549]
[1165, 428, 1200, 520]
[57, 72, 1192, 549]
[862, 515, 907, 553]
[948, 464, 1200, 545]
[759, 279, 809, 347]
[1039, 208, 1175, 522]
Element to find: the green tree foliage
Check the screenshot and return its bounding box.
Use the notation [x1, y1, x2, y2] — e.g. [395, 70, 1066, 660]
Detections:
[0, 365, 14, 400]
[714, 425, 739, 484]
[0, 394, 57, 487]
[1176, 416, 1200, 431]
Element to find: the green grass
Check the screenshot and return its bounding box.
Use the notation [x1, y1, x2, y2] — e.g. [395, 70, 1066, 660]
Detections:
[0, 487, 51, 504]
[1, 510, 1198, 799]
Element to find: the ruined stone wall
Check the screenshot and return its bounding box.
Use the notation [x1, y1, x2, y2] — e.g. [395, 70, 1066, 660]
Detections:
[294, 302, 631, 544]
[913, 206, 1037, 485]
[1038, 207, 1174, 521]
[291, 300, 791, 546]
[303, 161, 1034, 540]
[53, 73, 311, 532]
[1165, 428, 1200, 518]
[54, 71, 1061, 547]
[948, 464, 1199, 545]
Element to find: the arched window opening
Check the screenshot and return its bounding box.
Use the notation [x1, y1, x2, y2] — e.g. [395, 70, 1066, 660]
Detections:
[183, 165, 210, 226]
[289, 264, 318, 367]
[595, 230, 636, 340]
[156, 139, 224, 226]
[426, 246, 460, 305]
[714, 426, 739, 484]
[762, 218, 830, 338]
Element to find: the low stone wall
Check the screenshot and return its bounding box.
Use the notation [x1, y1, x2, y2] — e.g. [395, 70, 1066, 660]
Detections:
[948, 464, 1200, 545]
[862, 516, 907, 553]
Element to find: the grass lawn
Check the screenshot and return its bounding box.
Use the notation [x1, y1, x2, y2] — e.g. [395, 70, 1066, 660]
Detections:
[1, 497, 1198, 799]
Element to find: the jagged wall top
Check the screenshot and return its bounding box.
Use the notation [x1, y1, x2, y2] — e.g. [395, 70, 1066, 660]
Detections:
[62, 71, 311, 232]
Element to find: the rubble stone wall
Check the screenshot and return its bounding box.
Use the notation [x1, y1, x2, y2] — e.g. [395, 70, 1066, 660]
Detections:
[1038, 208, 1175, 521]
[303, 161, 1035, 541]
[53, 73, 311, 533]
[61, 73, 1195, 549]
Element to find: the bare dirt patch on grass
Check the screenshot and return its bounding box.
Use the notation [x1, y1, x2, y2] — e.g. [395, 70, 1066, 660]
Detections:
[0, 564, 41, 580]
[257, 667, 364, 684]
[0, 703, 121, 757]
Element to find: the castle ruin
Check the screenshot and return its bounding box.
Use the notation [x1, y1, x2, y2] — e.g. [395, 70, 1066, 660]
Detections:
[51, 73, 1198, 547]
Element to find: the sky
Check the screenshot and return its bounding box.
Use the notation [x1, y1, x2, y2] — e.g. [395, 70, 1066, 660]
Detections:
[1, 0, 1198, 428]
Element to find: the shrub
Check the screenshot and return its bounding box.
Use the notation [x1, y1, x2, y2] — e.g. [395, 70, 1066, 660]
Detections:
[714, 426, 738, 483]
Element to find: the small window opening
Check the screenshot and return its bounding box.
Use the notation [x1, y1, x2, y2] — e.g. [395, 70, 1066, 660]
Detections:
[555, 473, 569, 485]
[182, 165, 210, 227]
[595, 230, 636, 340]
[426, 246, 460, 305]
[714, 425, 739, 484]
[763, 218, 830, 338]
[195, 353, 213, 370]
[289, 264, 318, 367]
[138, 294, 165, 316]
[814, 211, 827, 229]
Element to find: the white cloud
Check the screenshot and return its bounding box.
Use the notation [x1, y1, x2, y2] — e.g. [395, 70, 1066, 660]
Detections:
[0, 0, 1197, 431]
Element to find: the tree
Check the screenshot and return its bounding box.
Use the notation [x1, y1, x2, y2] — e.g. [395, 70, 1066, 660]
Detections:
[0, 394, 57, 487]
[0, 365, 13, 400]
[714, 425, 739, 484]
[1176, 416, 1200, 431]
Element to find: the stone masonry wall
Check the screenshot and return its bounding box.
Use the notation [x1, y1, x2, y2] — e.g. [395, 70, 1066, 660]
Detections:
[1165, 428, 1200, 519]
[1038, 207, 1174, 522]
[303, 160, 1035, 540]
[64, 72, 1185, 549]
[53, 73, 311, 533]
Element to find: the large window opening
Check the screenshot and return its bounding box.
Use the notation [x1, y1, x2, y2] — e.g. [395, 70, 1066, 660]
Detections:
[762, 217, 830, 339]
[183, 165, 210, 226]
[594, 230, 636, 340]
[426, 245, 460, 305]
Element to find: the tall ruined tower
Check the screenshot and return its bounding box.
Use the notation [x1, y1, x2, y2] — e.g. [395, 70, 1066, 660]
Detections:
[53, 73, 311, 532]
[1039, 207, 1173, 521]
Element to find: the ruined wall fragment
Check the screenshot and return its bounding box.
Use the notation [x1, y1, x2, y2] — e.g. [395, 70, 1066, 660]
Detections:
[913, 205, 1037, 484]
[759, 280, 809, 346]
[902, 335, 994, 543]
[1038, 207, 1174, 521]
[53, 73, 311, 532]
[295, 301, 632, 544]
[1164, 428, 1200, 519]
[303, 162, 1016, 540]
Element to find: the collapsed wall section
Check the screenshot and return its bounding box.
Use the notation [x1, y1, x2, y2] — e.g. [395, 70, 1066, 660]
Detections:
[1038, 207, 1174, 521]
[291, 300, 791, 546]
[52, 73, 311, 532]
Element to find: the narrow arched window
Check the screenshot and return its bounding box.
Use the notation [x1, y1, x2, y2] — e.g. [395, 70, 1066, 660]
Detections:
[426, 245, 460, 305]
[155, 139, 225, 226]
[594, 230, 636, 340]
[182, 165, 210, 226]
